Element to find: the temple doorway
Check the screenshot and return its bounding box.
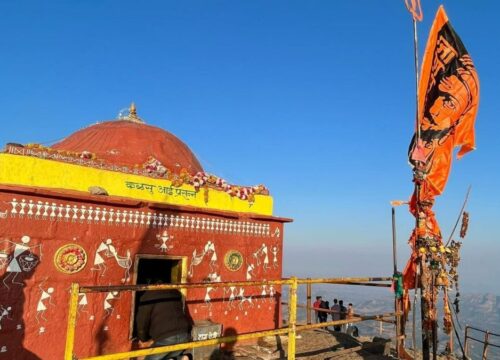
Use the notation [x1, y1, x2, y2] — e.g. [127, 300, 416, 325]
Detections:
[130, 255, 187, 338]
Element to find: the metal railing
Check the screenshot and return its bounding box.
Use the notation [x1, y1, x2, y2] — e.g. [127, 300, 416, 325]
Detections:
[64, 276, 395, 360]
[464, 326, 500, 360]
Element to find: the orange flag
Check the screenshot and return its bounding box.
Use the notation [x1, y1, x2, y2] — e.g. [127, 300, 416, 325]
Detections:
[409, 6, 479, 197]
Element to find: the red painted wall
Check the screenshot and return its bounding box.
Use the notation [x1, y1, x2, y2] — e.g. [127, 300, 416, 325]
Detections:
[0, 190, 286, 359]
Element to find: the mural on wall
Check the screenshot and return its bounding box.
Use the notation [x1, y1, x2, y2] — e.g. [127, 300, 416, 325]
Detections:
[252, 243, 270, 271]
[104, 291, 120, 318]
[36, 279, 55, 324]
[188, 240, 218, 278]
[204, 286, 215, 310]
[205, 241, 218, 272]
[3, 197, 273, 237]
[237, 287, 254, 310]
[54, 244, 87, 274]
[91, 239, 114, 276]
[260, 285, 268, 303]
[0, 236, 42, 289]
[155, 230, 174, 252]
[78, 293, 89, 314]
[271, 245, 279, 269]
[91, 239, 131, 283]
[223, 286, 237, 310]
[223, 250, 243, 272]
[246, 263, 255, 281]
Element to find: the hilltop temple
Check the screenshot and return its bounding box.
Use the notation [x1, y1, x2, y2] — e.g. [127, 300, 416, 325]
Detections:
[0, 105, 291, 359]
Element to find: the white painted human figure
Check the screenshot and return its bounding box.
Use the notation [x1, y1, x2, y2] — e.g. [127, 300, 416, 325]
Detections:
[155, 230, 173, 253]
[36, 281, 55, 324]
[246, 263, 255, 281]
[252, 244, 270, 271]
[225, 286, 237, 309]
[261, 244, 269, 271]
[1, 236, 42, 289]
[204, 287, 215, 310]
[27, 200, 34, 218]
[271, 246, 279, 269]
[91, 239, 113, 276]
[203, 241, 218, 272]
[18, 199, 26, 218]
[0, 306, 12, 330]
[269, 285, 276, 301]
[104, 291, 120, 317]
[238, 288, 254, 310]
[9, 198, 18, 217]
[261, 285, 268, 303]
[78, 293, 89, 314]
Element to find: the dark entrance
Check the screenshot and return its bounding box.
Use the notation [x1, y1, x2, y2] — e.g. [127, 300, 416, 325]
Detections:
[130, 255, 184, 338]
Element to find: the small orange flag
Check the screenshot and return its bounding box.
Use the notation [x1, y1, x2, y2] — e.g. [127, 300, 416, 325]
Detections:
[409, 6, 480, 197]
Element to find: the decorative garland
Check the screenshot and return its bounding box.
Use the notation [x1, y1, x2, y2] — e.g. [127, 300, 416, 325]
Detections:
[4, 144, 269, 202]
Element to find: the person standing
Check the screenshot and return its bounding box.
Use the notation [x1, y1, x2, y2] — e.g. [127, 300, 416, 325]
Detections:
[339, 300, 347, 332]
[331, 299, 341, 331]
[319, 300, 329, 324]
[136, 287, 192, 360]
[313, 296, 322, 323]
[346, 303, 354, 332]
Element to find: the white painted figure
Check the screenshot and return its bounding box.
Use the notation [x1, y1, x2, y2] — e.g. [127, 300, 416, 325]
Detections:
[1, 236, 42, 289]
[204, 287, 215, 309]
[246, 263, 255, 281]
[155, 230, 174, 253]
[261, 244, 269, 271]
[78, 293, 89, 314]
[238, 288, 254, 310]
[0, 306, 12, 330]
[36, 280, 55, 324]
[9, 198, 18, 217]
[261, 285, 268, 303]
[225, 286, 237, 309]
[91, 239, 113, 276]
[104, 291, 120, 317]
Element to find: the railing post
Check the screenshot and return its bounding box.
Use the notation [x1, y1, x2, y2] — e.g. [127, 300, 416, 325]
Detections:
[482, 331, 490, 360]
[65, 283, 80, 360]
[287, 277, 298, 360]
[306, 279, 311, 325]
[464, 326, 469, 359]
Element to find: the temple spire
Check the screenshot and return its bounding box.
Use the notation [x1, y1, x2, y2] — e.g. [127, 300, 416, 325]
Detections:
[124, 102, 144, 123]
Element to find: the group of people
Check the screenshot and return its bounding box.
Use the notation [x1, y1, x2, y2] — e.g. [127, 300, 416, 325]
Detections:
[313, 296, 354, 332]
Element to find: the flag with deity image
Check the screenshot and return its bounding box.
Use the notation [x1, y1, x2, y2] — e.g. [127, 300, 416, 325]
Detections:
[409, 5, 479, 199]
[403, 5, 479, 292]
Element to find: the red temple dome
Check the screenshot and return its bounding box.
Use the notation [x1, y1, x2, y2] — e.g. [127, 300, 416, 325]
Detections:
[52, 106, 203, 174]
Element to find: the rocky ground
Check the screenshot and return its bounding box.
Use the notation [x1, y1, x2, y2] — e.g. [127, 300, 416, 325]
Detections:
[225, 329, 395, 360]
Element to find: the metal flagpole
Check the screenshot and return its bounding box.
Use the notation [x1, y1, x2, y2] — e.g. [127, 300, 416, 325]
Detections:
[404, 0, 430, 358]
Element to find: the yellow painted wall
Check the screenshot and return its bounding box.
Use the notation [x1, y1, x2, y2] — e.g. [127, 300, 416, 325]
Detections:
[0, 154, 273, 215]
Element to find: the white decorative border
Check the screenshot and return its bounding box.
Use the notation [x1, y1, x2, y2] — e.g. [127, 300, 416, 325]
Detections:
[4, 198, 271, 237]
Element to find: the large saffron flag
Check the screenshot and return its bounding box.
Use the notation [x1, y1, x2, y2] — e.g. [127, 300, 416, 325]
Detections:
[403, 6, 479, 292]
[409, 5, 480, 197]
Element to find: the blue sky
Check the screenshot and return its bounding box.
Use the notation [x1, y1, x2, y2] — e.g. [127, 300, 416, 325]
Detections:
[0, 1, 498, 294]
